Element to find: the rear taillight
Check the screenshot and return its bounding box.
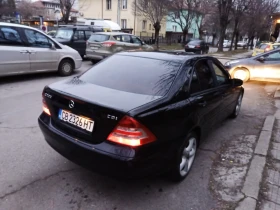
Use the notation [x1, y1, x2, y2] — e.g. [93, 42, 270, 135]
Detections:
[195, 45, 200, 48]
[42, 95, 51, 116]
[185, 45, 189, 48]
[107, 116, 156, 147]
[102, 42, 116, 47]
[265, 46, 270, 52]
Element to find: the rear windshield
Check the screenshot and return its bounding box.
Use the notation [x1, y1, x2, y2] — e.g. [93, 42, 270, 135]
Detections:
[79, 55, 181, 96]
[188, 40, 201, 45]
[89, 34, 110, 42]
[259, 44, 268, 49]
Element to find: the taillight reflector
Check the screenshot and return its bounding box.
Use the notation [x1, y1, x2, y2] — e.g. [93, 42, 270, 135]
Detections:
[107, 116, 156, 147]
[102, 42, 116, 47]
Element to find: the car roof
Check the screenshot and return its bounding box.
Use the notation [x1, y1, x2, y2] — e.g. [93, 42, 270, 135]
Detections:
[117, 51, 204, 63]
[92, 32, 132, 35]
[0, 22, 39, 30]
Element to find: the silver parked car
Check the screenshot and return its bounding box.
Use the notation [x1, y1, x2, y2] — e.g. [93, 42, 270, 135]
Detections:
[224, 48, 280, 82]
[86, 32, 154, 63]
[0, 23, 82, 77]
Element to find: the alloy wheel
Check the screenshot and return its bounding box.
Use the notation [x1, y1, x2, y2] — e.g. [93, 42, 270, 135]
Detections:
[179, 137, 197, 176]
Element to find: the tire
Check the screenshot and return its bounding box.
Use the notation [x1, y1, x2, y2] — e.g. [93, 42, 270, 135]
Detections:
[169, 132, 198, 182]
[91, 59, 99, 64]
[58, 59, 74, 76]
[230, 92, 243, 118]
[232, 68, 250, 82]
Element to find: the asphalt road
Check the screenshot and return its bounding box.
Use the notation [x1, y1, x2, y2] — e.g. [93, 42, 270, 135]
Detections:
[0, 60, 277, 210]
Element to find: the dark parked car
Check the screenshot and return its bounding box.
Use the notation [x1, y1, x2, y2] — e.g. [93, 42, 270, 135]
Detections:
[38, 52, 244, 181]
[54, 25, 104, 57]
[224, 48, 280, 82]
[185, 40, 209, 54]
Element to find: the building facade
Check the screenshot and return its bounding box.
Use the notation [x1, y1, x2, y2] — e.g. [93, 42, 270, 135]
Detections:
[79, 0, 166, 37]
[271, 13, 280, 42]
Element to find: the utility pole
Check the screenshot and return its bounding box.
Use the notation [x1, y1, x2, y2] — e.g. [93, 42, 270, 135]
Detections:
[117, 0, 121, 25]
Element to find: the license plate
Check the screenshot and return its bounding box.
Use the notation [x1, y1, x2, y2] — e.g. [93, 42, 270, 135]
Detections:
[91, 47, 98, 50]
[188, 45, 195, 48]
[58, 109, 94, 132]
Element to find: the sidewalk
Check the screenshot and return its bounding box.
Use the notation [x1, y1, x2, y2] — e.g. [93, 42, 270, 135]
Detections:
[235, 88, 280, 210]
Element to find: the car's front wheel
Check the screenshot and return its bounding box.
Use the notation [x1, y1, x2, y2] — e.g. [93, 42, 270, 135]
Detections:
[232, 68, 249, 82]
[58, 59, 74, 76]
[169, 132, 198, 181]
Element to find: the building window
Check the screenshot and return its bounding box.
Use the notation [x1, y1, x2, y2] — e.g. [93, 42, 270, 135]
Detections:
[172, 25, 177, 32]
[122, 0, 127, 9]
[106, 0, 112, 10]
[121, 19, 127, 29]
[149, 24, 151, 30]
[142, 20, 147, 31]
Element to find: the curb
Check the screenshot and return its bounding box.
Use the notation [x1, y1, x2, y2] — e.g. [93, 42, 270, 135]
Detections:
[235, 116, 275, 210]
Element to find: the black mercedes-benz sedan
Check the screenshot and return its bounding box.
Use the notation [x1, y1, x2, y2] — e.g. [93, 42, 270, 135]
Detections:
[38, 52, 244, 181]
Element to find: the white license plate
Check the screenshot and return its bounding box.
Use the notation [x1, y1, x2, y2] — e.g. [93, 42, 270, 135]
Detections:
[91, 47, 98, 50]
[188, 45, 195, 48]
[58, 109, 94, 132]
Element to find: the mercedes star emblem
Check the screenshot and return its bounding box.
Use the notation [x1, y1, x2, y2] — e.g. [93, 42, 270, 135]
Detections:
[69, 100, 75, 108]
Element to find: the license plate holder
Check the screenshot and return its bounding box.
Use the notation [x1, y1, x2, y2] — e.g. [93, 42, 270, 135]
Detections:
[58, 109, 94, 132]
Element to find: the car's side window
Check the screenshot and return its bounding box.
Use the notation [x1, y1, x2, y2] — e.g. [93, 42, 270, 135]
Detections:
[211, 61, 229, 86]
[194, 60, 214, 91]
[85, 31, 93, 40]
[24, 29, 51, 48]
[73, 30, 85, 41]
[131, 36, 142, 44]
[0, 27, 23, 46]
[121, 35, 131, 43]
[189, 70, 201, 94]
[264, 51, 280, 61]
[113, 35, 121, 41]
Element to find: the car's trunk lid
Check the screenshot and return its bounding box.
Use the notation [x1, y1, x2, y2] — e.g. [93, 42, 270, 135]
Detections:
[45, 78, 161, 144]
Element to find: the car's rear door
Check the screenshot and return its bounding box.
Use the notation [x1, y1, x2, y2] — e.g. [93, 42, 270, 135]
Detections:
[0, 26, 30, 76]
[72, 30, 86, 56]
[188, 59, 224, 132]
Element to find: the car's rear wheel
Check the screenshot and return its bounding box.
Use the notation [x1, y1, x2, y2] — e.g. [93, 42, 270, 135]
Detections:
[58, 59, 74, 76]
[230, 92, 243, 118]
[169, 132, 198, 181]
[232, 68, 249, 82]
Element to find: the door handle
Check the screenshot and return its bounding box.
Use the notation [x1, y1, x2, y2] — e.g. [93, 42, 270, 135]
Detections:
[19, 50, 28, 54]
[198, 101, 207, 107]
[28, 50, 36, 54]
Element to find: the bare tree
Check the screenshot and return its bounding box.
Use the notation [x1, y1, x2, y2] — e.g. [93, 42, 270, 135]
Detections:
[59, 0, 76, 24]
[168, 0, 201, 44]
[133, 0, 169, 49]
[228, 0, 251, 51]
[216, 0, 235, 52]
[0, 0, 16, 17]
[16, 0, 34, 19]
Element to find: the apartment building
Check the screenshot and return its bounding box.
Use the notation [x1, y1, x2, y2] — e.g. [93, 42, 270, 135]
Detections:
[79, 0, 166, 37]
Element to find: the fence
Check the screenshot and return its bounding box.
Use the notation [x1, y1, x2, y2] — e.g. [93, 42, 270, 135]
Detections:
[139, 32, 166, 44]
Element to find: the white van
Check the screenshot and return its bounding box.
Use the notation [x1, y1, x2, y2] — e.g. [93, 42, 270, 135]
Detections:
[77, 18, 121, 32]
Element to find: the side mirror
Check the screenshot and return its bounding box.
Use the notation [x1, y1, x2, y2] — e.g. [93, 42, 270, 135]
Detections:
[231, 78, 243, 87]
[49, 43, 56, 50]
[257, 56, 265, 62]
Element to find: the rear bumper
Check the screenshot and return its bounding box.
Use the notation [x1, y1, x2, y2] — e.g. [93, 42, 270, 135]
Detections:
[86, 50, 112, 60]
[38, 115, 178, 178]
[185, 48, 202, 53]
